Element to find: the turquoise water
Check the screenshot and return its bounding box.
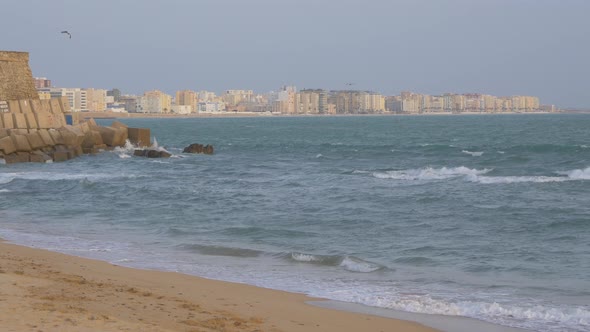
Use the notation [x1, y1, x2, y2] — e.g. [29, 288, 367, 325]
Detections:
[1, 114, 589, 331]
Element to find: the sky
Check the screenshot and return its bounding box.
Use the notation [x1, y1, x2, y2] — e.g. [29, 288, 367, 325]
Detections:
[2, 0, 589, 108]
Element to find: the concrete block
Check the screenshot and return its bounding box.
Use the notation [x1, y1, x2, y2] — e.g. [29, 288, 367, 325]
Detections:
[0, 115, 3, 129]
[52, 150, 69, 162]
[85, 118, 99, 130]
[7, 100, 21, 113]
[13, 113, 28, 129]
[0, 136, 16, 154]
[1, 113, 14, 129]
[82, 130, 103, 149]
[34, 111, 52, 129]
[128, 127, 151, 147]
[7, 129, 28, 136]
[18, 99, 33, 113]
[67, 150, 76, 160]
[60, 125, 85, 146]
[4, 152, 30, 164]
[25, 112, 39, 130]
[48, 129, 65, 145]
[79, 121, 90, 134]
[0, 129, 8, 138]
[59, 130, 79, 147]
[26, 132, 46, 149]
[117, 127, 128, 145]
[30, 150, 52, 163]
[37, 129, 55, 146]
[58, 96, 71, 112]
[111, 121, 128, 129]
[3, 154, 19, 164]
[55, 113, 66, 128]
[49, 99, 62, 114]
[101, 125, 128, 146]
[30, 99, 43, 113]
[98, 126, 125, 147]
[67, 146, 83, 159]
[41, 99, 53, 113]
[10, 134, 32, 152]
[92, 131, 104, 145]
[83, 147, 99, 154]
[54, 144, 68, 152]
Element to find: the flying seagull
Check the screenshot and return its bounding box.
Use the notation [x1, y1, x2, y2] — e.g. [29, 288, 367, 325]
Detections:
[61, 30, 71, 39]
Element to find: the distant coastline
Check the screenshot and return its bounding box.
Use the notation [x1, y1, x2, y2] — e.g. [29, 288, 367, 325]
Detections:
[75, 110, 583, 120]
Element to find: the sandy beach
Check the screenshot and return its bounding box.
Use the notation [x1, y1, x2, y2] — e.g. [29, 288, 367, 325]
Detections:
[0, 240, 438, 332]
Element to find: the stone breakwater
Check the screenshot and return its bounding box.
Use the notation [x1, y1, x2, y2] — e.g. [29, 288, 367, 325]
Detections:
[0, 97, 151, 164]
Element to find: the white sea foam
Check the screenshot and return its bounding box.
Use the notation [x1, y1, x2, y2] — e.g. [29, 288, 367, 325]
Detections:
[374, 166, 590, 184]
[315, 154, 323, 158]
[469, 167, 590, 184]
[462, 150, 484, 157]
[345, 292, 590, 331]
[339, 256, 383, 273]
[0, 171, 138, 184]
[0, 189, 11, 193]
[112, 140, 136, 158]
[373, 167, 491, 181]
[468, 175, 569, 184]
[291, 252, 323, 262]
[562, 167, 590, 180]
[0, 172, 110, 184]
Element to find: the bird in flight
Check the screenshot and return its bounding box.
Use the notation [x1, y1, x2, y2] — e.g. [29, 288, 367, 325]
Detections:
[61, 31, 72, 39]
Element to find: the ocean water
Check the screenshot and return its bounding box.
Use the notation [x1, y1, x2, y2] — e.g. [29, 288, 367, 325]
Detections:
[1, 114, 589, 331]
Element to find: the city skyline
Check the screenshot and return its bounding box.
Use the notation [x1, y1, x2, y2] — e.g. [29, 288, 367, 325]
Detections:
[4, 1, 589, 108]
[35, 77, 553, 115]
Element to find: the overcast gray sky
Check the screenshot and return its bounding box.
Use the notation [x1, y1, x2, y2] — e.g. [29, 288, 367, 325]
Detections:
[2, 0, 589, 108]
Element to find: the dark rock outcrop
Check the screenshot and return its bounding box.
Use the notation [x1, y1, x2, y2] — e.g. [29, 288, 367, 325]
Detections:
[182, 143, 214, 155]
[133, 149, 172, 158]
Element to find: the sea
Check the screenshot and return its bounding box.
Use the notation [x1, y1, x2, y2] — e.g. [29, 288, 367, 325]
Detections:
[1, 114, 589, 332]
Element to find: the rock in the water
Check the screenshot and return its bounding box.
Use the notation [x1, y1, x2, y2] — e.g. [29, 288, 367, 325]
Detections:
[182, 143, 214, 155]
[133, 149, 171, 158]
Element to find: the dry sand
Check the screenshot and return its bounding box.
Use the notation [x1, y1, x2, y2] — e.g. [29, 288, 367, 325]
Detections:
[0, 241, 439, 332]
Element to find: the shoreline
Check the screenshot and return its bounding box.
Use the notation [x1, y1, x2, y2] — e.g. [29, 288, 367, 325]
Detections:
[75, 110, 575, 120]
[0, 239, 439, 332]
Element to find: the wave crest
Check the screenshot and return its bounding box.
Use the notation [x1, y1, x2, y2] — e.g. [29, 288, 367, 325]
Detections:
[373, 167, 491, 181]
[470, 167, 590, 184]
[289, 252, 385, 273]
[462, 150, 484, 157]
[562, 167, 590, 180]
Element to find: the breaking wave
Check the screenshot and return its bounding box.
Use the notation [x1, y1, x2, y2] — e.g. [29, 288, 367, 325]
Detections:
[289, 252, 385, 273]
[561, 167, 590, 180]
[462, 150, 484, 156]
[469, 167, 590, 184]
[371, 166, 590, 184]
[0, 171, 130, 184]
[372, 167, 491, 181]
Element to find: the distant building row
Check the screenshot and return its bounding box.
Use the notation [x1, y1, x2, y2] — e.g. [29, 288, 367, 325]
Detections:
[393, 91, 551, 113]
[34, 78, 557, 114]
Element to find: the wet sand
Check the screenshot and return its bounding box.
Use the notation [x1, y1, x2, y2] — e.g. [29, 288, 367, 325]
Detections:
[0, 240, 438, 332]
